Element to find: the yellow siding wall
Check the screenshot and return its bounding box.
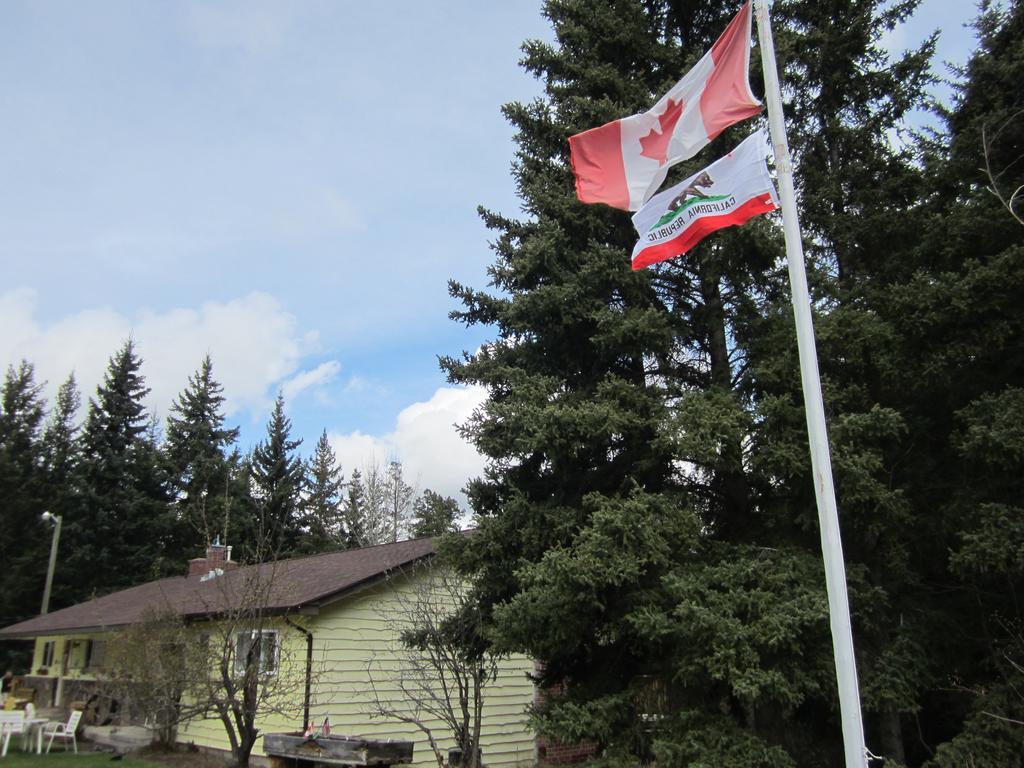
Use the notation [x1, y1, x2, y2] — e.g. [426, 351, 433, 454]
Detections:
[176, 618, 306, 752]
[304, 572, 536, 768]
[31, 636, 58, 673]
[176, 571, 535, 768]
[28, 634, 105, 680]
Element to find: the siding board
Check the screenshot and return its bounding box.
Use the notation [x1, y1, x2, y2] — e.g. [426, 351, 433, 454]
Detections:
[179, 569, 535, 768]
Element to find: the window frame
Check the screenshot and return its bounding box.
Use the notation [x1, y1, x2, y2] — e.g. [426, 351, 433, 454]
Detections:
[85, 639, 106, 671]
[233, 629, 279, 676]
[41, 640, 56, 669]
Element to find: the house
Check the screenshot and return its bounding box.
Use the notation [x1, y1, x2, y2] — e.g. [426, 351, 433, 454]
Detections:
[0, 539, 537, 767]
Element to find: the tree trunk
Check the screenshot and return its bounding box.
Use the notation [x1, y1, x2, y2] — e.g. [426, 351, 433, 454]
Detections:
[878, 709, 905, 765]
[699, 258, 751, 534]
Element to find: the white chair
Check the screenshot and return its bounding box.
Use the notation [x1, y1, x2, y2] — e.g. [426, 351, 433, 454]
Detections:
[43, 709, 81, 754]
[20, 703, 35, 753]
[0, 710, 26, 758]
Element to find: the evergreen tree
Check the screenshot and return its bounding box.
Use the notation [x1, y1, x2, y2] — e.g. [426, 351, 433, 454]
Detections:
[875, 3, 1024, 763]
[443, 0, 718, 757]
[163, 355, 239, 555]
[410, 489, 461, 538]
[222, 449, 261, 558]
[41, 373, 81, 490]
[772, 0, 935, 287]
[66, 340, 173, 600]
[0, 361, 48, 670]
[441, 0, 943, 765]
[299, 430, 345, 554]
[343, 468, 367, 548]
[745, 2, 1024, 762]
[249, 393, 303, 559]
[0, 362, 46, 517]
[38, 373, 82, 611]
[739, 1, 939, 760]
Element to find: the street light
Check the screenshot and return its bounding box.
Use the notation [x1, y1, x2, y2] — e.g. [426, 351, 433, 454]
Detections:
[40, 511, 62, 615]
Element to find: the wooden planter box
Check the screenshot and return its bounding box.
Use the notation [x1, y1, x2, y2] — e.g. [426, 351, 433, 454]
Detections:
[263, 733, 414, 767]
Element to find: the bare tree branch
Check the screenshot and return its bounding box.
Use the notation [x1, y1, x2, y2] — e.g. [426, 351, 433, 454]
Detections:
[365, 563, 500, 768]
[982, 109, 1024, 227]
[98, 534, 318, 768]
[981, 711, 1024, 727]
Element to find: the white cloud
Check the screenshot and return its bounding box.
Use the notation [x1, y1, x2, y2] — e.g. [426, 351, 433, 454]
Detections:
[1, 286, 489, 512]
[282, 360, 342, 403]
[329, 431, 394, 476]
[0, 288, 327, 423]
[328, 385, 487, 506]
[343, 375, 370, 394]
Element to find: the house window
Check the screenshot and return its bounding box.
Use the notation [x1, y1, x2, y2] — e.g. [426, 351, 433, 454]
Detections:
[41, 640, 55, 669]
[70, 639, 86, 668]
[86, 640, 106, 670]
[234, 630, 279, 676]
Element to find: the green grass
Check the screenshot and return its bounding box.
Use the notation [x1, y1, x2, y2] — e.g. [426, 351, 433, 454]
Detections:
[0, 747, 166, 767]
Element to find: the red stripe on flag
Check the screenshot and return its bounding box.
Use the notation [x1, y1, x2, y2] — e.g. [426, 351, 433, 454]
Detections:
[701, 0, 762, 141]
[632, 194, 777, 270]
[568, 120, 630, 209]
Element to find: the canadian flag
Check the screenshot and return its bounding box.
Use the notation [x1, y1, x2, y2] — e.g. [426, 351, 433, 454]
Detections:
[568, 0, 761, 211]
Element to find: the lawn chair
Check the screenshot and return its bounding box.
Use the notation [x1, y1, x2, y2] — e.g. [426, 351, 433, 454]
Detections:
[42, 709, 81, 754]
[0, 709, 26, 758]
[20, 703, 40, 753]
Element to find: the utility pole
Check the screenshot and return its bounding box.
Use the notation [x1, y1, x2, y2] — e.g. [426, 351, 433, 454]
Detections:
[40, 511, 62, 615]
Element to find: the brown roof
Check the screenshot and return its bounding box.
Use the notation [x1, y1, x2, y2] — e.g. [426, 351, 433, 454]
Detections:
[0, 537, 436, 638]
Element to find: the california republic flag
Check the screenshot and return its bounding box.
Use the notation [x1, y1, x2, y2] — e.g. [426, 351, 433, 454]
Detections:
[630, 130, 778, 270]
[568, 0, 761, 211]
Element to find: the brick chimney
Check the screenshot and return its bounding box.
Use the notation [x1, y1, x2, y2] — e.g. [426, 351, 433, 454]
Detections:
[188, 538, 238, 578]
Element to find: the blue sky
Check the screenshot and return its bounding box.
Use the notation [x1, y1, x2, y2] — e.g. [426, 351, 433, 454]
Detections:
[0, 0, 980, 502]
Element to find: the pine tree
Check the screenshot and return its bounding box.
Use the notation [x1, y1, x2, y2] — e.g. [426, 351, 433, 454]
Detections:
[67, 340, 173, 600]
[0, 362, 46, 530]
[249, 393, 304, 559]
[410, 490, 461, 538]
[38, 373, 82, 611]
[0, 361, 48, 670]
[870, 3, 1024, 763]
[441, 0, 940, 764]
[343, 468, 367, 548]
[42, 373, 81, 490]
[734, 2, 941, 761]
[298, 430, 345, 554]
[223, 449, 261, 558]
[163, 355, 240, 555]
[772, 0, 936, 287]
[443, 1, 725, 758]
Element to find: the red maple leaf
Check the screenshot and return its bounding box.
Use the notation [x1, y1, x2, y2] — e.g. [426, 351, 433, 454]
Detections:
[639, 97, 684, 165]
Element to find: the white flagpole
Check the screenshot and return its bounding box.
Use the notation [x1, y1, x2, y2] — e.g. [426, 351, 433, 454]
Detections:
[752, 1, 868, 766]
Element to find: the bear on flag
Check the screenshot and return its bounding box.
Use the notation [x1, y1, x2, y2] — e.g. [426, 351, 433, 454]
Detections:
[568, 0, 761, 211]
[630, 130, 779, 270]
